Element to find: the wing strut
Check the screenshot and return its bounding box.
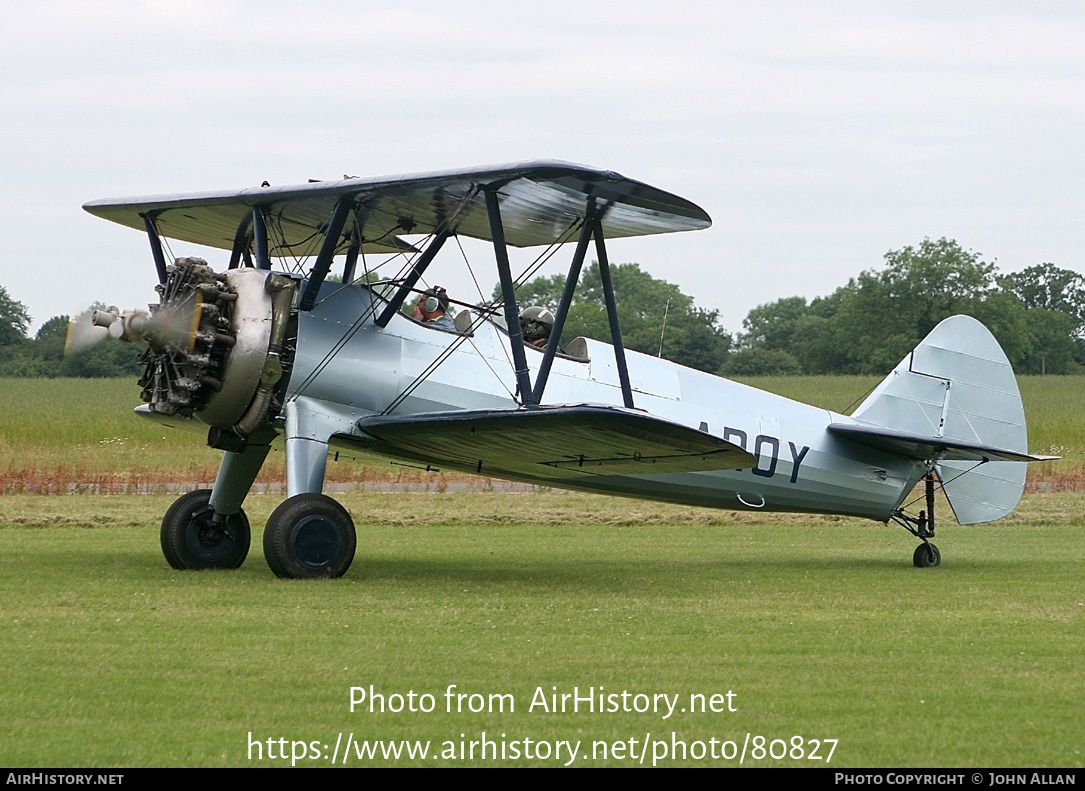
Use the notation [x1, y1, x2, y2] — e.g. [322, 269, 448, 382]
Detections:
[485, 187, 536, 405]
[253, 207, 272, 269]
[300, 196, 354, 310]
[227, 212, 253, 269]
[595, 214, 635, 408]
[516, 194, 634, 409]
[373, 227, 452, 327]
[141, 213, 168, 284]
[531, 201, 595, 404]
[342, 223, 362, 285]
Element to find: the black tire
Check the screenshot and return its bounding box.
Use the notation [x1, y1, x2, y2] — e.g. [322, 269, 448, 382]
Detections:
[160, 489, 250, 570]
[262, 493, 356, 579]
[912, 542, 941, 568]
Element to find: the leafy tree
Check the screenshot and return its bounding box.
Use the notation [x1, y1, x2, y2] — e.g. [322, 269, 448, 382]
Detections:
[720, 347, 801, 377]
[6, 315, 70, 377]
[879, 238, 999, 331]
[728, 238, 1065, 375]
[498, 263, 732, 373]
[776, 238, 1028, 374]
[505, 273, 567, 313]
[1014, 309, 1080, 374]
[0, 285, 31, 347]
[61, 340, 142, 378]
[35, 315, 69, 342]
[729, 296, 841, 375]
[739, 296, 810, 351]
[822, 238, 1001, 373]
[998, 263, 1085, 336]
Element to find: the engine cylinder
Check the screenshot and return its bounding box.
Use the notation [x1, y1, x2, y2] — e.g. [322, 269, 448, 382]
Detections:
[136, 258, 294, 436]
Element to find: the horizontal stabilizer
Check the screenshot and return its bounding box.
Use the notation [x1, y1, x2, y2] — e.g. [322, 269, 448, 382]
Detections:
[827, 423, 1057, 463]
[349, 404, 756, 479]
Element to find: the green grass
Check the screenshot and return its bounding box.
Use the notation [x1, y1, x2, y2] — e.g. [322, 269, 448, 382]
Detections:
[1, 376, 1083, 766]
[3, 376, 1085, 487]
[0, 377, 217, 483]
[0, 491, 1082, 767]
[0, 378, 441, 489]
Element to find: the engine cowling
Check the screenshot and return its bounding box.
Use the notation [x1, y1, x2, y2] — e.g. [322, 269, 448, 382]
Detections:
[105, 257, 296, 449]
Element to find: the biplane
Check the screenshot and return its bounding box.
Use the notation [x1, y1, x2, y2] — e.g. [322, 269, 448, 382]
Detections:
[81, 160, 1052, 578]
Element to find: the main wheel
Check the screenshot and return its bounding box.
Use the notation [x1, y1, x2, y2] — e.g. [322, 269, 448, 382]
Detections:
[912, 542, 941, 568]
[161, 489, 250, 570]
[262, 494, 356, 579]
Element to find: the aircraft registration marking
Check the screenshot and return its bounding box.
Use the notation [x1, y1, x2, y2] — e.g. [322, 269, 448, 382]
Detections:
[720, 427, 810, 484]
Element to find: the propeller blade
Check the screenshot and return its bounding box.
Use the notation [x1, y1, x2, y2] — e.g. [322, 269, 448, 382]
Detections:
[64, 307, 111, 355]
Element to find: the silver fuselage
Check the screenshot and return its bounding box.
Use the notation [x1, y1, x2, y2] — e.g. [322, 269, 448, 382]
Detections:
[281, 283, 925, 521]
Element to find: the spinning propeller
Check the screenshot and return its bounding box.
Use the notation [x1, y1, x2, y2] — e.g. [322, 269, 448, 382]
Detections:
[63, 294, 205, 358]
[63, 306, 112, 355]
[64, 259, 244, 422]
[63, 258, 294, 457]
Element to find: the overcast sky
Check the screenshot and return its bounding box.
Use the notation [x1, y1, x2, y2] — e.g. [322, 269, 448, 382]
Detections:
[3, 0, 1083, 336]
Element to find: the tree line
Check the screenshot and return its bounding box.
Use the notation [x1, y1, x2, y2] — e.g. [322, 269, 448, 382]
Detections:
[2, 236, 1083, 377]
[507, 238, 1084, 376]
[723, 238, 1085, 376]
[0, 298, 142, 378]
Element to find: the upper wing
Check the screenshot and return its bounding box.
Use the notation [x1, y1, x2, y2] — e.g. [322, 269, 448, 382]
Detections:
[346, 403, 755, 481]
[83, 160, 711, 255]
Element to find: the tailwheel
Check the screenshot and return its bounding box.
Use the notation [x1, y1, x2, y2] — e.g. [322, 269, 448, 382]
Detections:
[161, 489, 250, 570]
[912, 542, 941, 568]
[890, 471, 945, 568]
[263, 493, 356, 579]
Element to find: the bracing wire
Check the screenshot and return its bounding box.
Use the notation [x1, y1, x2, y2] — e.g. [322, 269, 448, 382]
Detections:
[658, 296, 671, 357]
[383, 215, 583, 414]
[233, 185, 580, 414]
[839, 379, 880, 416]
[388, 215, 582, 408]
[292, 190, 483, 402]
[899, 459, 986, 513]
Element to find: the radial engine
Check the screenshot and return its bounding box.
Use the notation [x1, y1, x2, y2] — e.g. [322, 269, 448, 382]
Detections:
[93, 257, 297, 451]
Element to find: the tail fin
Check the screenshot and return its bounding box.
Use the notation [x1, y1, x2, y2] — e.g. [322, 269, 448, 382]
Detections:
[847, 315, 1030, 524]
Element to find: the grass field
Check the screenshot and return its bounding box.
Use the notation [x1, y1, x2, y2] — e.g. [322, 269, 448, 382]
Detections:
[1, 491, 1082, 767]
[0, 377, 1082, 767]
[2, 376, 1084, 489]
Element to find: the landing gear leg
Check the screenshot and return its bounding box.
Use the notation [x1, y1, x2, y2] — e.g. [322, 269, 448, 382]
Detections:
[891, 472, 942, 568]
[209, 442, 271, 517]
[160, 441, 270, 570]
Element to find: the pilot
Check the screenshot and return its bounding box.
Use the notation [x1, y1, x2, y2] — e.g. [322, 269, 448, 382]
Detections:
[411, 286, 456, 331]
[519, 305, 556, 349]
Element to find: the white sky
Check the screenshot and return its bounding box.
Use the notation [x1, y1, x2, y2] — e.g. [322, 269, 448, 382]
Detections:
[2, 0, 1083, 335]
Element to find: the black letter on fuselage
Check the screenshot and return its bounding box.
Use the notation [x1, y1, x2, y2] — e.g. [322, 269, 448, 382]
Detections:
[723, 427, 747, 450]
[752, 435, 779, 478]
[788, 442, 810, 484]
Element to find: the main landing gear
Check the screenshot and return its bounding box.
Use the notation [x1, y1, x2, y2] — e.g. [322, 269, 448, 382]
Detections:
[263, 493, 356, 579]
[890, 472, 941, 568]
[159, 426, 358, 578]
[160, 490, 357, 578]
[160, 489, 251, 570]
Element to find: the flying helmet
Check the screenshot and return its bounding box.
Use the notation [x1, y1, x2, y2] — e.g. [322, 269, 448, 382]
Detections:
[519, 305, 555, 343]
[420, 286, 449, 313]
